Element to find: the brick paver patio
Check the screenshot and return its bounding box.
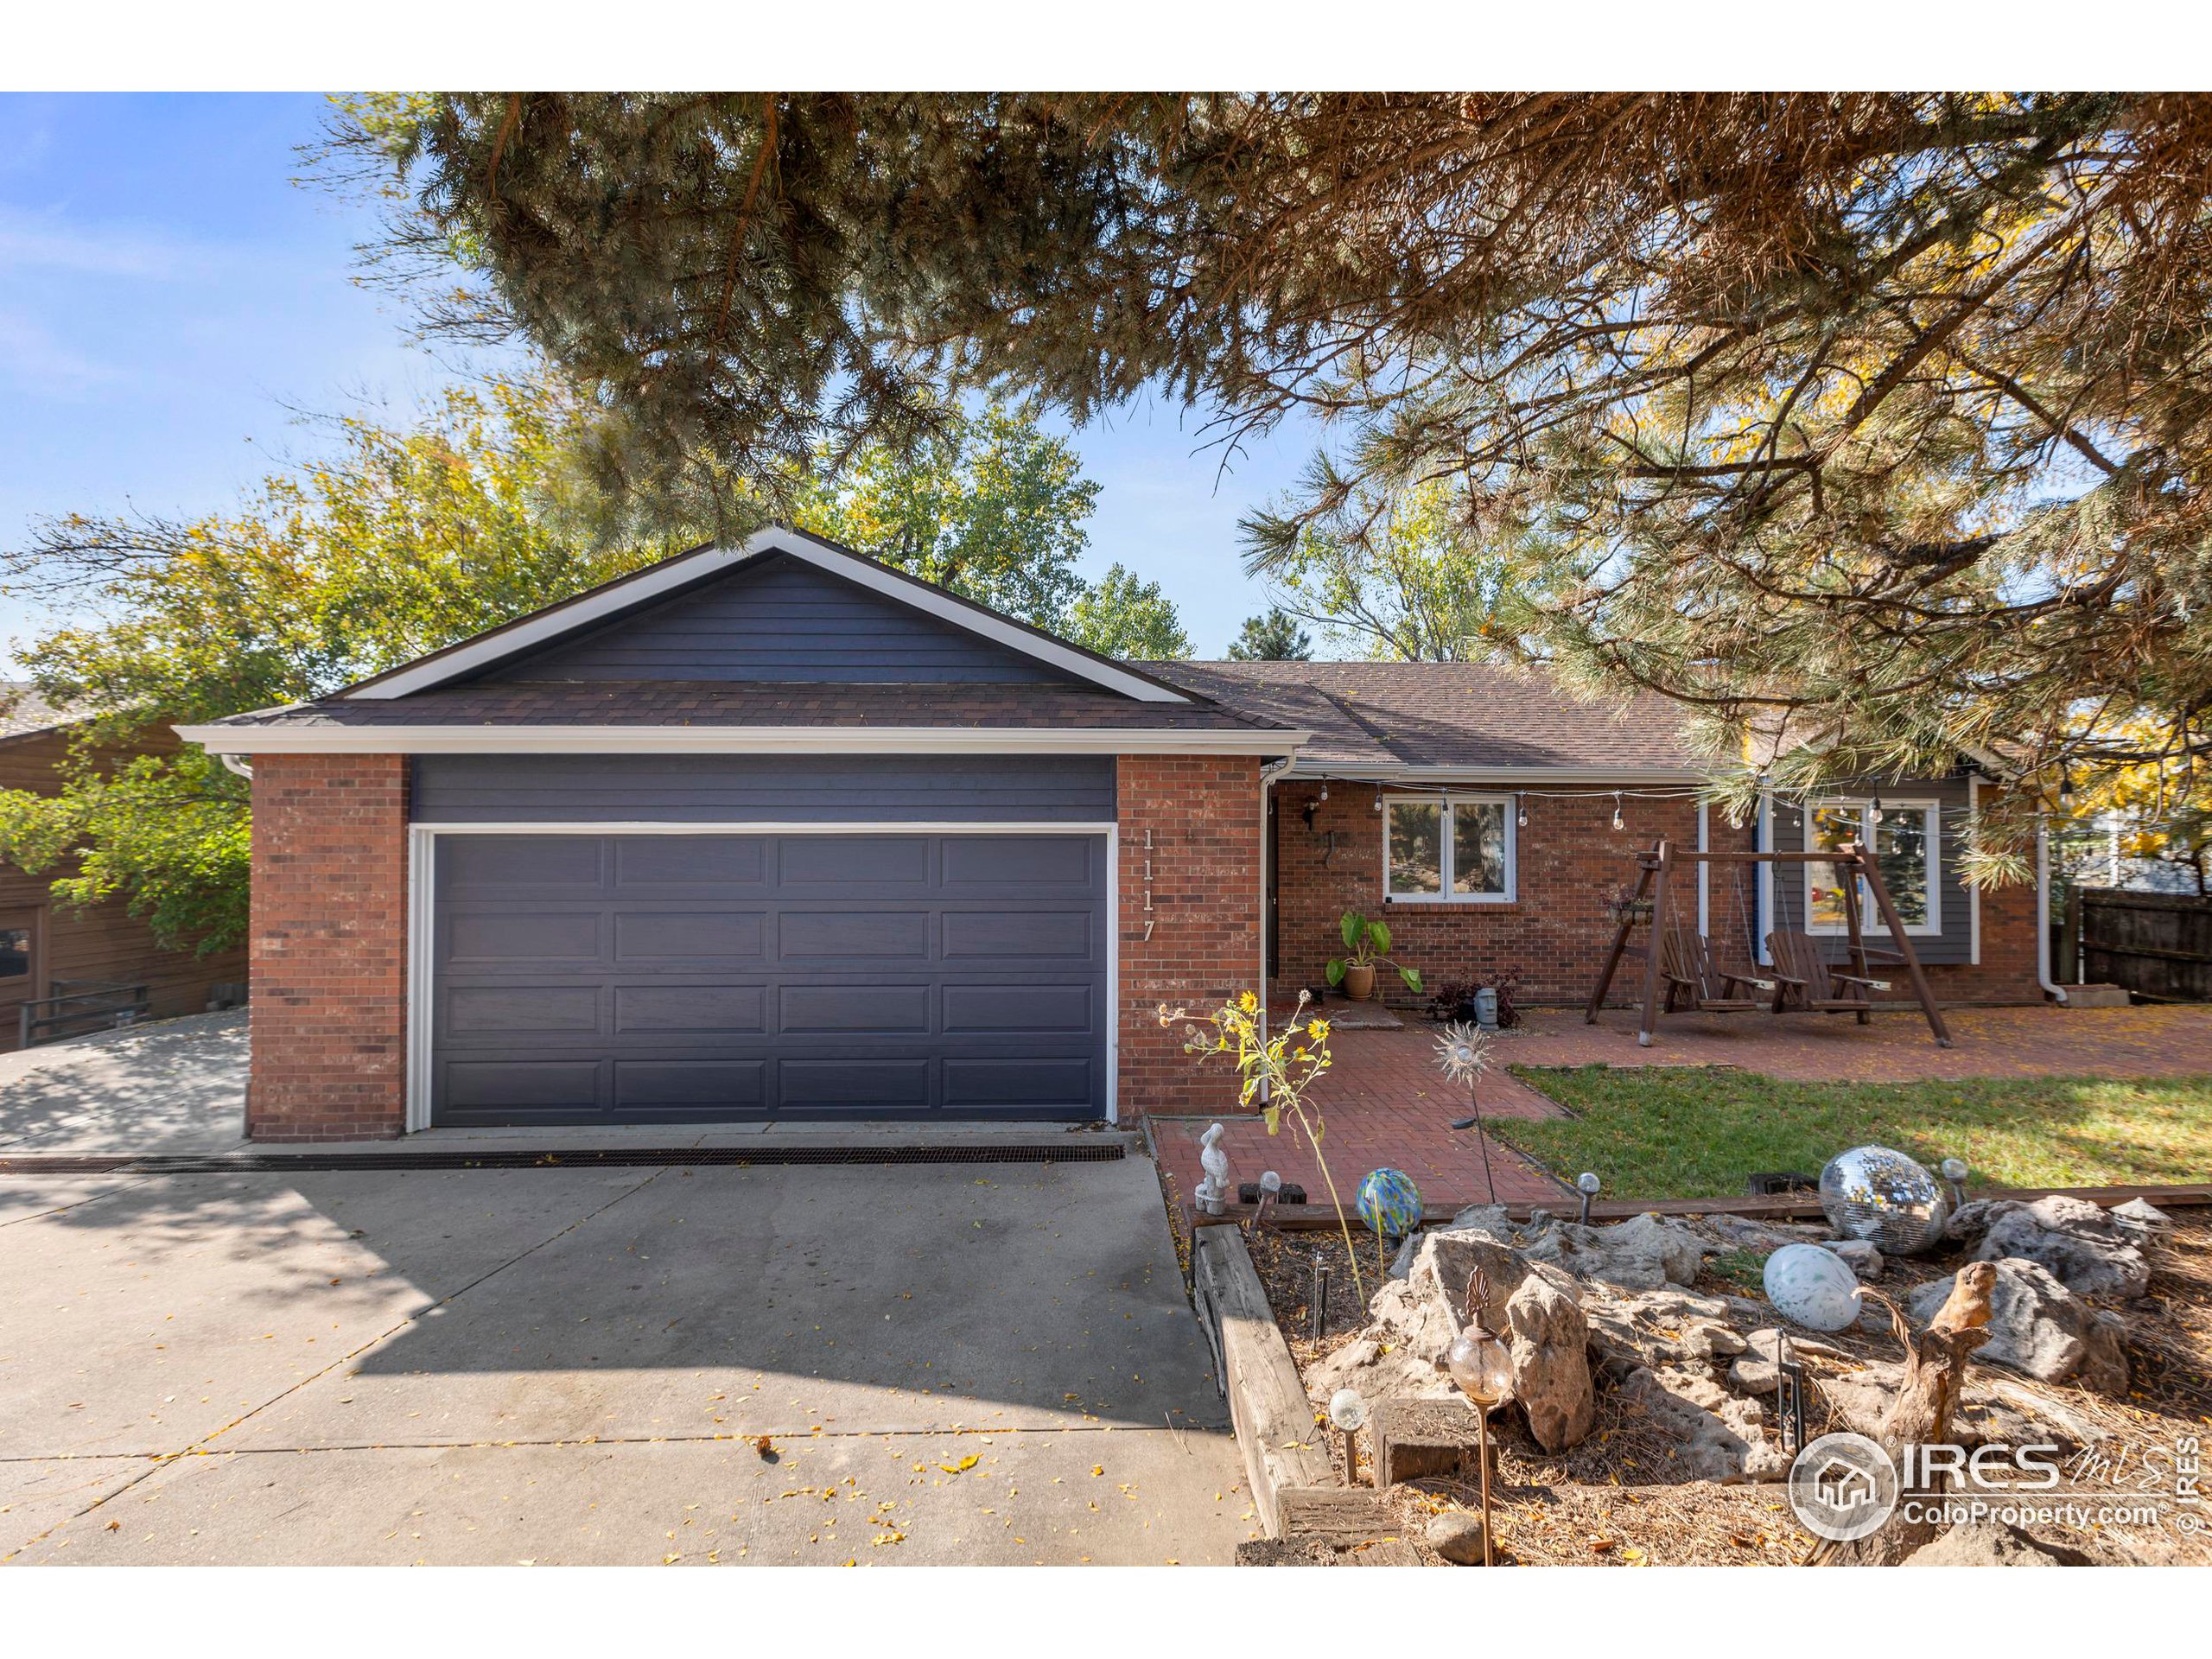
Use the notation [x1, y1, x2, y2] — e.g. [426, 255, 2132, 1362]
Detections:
[1147, 1001, 2212, 1217]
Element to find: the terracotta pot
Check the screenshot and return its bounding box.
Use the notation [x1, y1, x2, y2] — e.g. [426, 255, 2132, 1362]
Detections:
[1344, 963, 1377, 1001]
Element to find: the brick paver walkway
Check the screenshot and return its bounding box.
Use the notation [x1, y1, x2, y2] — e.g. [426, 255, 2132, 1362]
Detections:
[1147, 1026, 1574, 1217]
[1147, 1001, 2212, 1217]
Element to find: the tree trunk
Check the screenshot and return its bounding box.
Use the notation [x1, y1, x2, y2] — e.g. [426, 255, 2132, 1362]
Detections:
[1809, 1261, 1996, 1566]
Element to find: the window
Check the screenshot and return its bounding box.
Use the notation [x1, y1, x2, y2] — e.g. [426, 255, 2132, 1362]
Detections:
[0, 912, 33, 988]
[1384, 798, 1515, 902]
[1806, 799, 1941, 934]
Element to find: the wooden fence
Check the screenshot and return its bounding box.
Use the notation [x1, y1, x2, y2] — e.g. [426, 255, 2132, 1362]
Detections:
[2066, 887, 2212, 1001]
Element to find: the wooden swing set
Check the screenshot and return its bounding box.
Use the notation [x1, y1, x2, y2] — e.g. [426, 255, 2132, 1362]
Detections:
[1585, 837, 1953, 1049]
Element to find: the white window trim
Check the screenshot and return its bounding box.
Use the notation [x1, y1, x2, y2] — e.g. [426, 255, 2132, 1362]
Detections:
[1382, 794, 1517, 905]
[1805, 798, 1942, 937]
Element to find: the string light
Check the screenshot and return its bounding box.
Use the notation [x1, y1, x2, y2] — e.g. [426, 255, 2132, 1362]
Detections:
[1612, 791, 1624, 831]
[1374, 785, 1383, 814]
[1515, 792, 1528, 829]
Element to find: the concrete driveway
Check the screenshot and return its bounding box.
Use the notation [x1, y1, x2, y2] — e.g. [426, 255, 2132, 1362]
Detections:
[0, 1153, 1252, 1565]
[0, 1012, 247, 1154]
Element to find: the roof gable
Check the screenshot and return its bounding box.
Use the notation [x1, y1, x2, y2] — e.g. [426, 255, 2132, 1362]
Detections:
[476, 551, 1073, 687]
[342, 527, 1191, 703]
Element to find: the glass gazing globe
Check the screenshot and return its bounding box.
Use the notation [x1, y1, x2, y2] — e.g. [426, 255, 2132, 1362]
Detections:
[1446, 1328, 1513, 1408]
[1326, 1388, 1369, 1433]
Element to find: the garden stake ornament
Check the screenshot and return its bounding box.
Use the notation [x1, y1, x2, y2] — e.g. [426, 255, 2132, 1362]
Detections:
[1446, 1264, 1514, 1567]
[1437, 1021, 1498, 1205]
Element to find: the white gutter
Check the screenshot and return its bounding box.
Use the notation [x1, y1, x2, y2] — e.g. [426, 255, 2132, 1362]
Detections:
[1277, 764, 1700, 785]
[2037, 822, 2069, 1004]
[176, 724, 1314, 759]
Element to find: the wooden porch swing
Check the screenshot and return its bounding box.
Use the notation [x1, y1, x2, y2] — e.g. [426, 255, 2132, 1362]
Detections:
[1585, 838, 1953, 1049]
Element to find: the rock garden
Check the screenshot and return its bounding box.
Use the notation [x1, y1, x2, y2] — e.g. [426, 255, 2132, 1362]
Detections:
[1240, 1186, 2211, 1566]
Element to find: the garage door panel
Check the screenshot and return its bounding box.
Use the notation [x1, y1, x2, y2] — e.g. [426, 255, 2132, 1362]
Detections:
[942, 983, 1094, 1034]
[779, 836, 927, 886]
[613, 910, 765, 962]
[613, 983, 766, 1033]
[778, 911, 930, 960]
[941, 909, 1093, 960]
[445, 912, 603, 965]
[442, 1059, 602, 1111]
[778, 982, 931, 1034]
[430, 831, 1105, 1124]
[944, 1057, 1095, 1108]
[613, 836, 765, 888]
[778, 1058, 933, 1108]
[437, 836, 604, 893]
[941, 835, 1092, 887]
[446, 985, 601, 1035]
[613, 1059, 766, 1109]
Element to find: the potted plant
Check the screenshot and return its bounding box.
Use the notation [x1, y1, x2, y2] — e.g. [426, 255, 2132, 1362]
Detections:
[1326, 911, 1423, 1002]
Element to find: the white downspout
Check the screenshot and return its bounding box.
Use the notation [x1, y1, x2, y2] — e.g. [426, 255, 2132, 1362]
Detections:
[219, 753, 253, 780]
[1257, 758, 1294, 1096]
[1696, 799, 1709, 938]
[2037, 822, 2069, 1005]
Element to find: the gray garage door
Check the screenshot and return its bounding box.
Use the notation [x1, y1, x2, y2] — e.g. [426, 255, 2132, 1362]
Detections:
[429, 832, 1108, 1124]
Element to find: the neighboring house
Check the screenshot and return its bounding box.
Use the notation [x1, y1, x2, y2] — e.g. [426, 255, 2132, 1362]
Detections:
[176, 527, 2050, 1141]
[1, 685, 249, 1051]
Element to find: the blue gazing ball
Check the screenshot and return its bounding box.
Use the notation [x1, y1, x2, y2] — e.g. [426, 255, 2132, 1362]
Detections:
[1355, 1167, 1423, 1238]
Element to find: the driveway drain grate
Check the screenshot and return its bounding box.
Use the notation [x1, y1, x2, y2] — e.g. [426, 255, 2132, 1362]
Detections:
[0, 1142, 1127, 1176]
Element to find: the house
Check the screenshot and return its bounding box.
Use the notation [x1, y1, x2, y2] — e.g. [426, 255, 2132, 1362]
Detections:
[2, 685, 250, 1051]
[176, 527, 2051, 1141]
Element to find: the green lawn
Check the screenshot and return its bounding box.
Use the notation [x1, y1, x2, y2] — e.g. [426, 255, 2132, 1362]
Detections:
[1497, 1065, 2212, 1201]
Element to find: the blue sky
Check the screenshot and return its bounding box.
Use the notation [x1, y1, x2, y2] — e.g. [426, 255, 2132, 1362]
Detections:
[0, 92, 1313, 671]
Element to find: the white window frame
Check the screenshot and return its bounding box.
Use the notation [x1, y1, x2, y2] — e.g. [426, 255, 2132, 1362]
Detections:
[1382, 794, 1517, 905]
[1804, 798, 1942, 937]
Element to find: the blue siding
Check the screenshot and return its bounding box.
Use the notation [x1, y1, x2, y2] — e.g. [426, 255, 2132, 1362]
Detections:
[1768, 772, 1974, 965]
[412, 753, 1117, 823]
[477, 553, 1069, 684]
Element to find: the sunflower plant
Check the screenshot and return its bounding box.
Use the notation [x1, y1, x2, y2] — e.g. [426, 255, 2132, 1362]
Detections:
[1158, 988, 1365, 1297]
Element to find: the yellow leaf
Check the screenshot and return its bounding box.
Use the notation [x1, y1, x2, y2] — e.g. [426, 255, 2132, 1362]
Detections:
[938, 1454, 979, 1473]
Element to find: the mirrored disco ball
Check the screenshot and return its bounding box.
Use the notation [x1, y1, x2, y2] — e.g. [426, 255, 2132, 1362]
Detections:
[1819, 1144, 1950, 1255]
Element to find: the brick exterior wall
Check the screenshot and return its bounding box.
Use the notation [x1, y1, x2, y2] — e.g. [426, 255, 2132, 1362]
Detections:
[1116, 754, 1263, 1118]
[1268, 779, 2044, 1010]
[247, 753, 410, 1141]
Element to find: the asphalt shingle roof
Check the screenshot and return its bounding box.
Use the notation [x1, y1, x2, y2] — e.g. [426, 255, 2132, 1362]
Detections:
[204, 680, 1290, 734]
[1144, 661, 1701, 772]
[0, 682, 73, 741]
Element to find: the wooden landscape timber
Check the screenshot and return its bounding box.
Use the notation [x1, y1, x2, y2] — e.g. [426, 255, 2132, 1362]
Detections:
[1190, 1224, 1333, 1537]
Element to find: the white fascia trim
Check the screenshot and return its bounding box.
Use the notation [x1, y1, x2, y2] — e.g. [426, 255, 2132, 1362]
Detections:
[347, 529, 1189, 705]
[178, 724, 1309, 757]
[1278, 764, 1701, 785]
[404, 819, 1122, 1133]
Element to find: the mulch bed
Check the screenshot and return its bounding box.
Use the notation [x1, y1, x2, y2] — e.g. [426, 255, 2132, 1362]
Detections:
[1244, 1212, 2212, 1566]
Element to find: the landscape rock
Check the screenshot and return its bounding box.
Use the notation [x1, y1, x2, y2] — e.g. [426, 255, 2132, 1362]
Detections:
[1726, 1327, 1846, 1394]
[1974, 1196, 2152, 1300]
[1516, 1211, 1709, 1291]
[1308, 1228, 1578, 1408]
[1503, 1273, 1596, 1450]
[1906, 1258, 2131, 1393]
[1702, 1214, 1827, 1252]
[1615, 1365, 1789, 1482]
[1446, 1204, 1513, 1236]
[1903, 1519, 2091, 1567]
[1426, 1510, 1488, 1565]
[1821, 1238, 1885, 1281]
[1680, 1319, 1748, 1359]
[1815, 1363, 2081, 1452]
[1578, 1282, 1744, 1377]
[2109, 1198, 2175, 1252]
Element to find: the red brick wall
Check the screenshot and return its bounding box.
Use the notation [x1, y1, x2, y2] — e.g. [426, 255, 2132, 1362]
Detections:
[1268, 779, 2044, 1009]
[247, 753, 410, 1141]
[1116, 755, 1263, 1118]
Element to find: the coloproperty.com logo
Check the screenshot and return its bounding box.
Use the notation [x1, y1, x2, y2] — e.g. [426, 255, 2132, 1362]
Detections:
[1787, 1431, 2203, 1541]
